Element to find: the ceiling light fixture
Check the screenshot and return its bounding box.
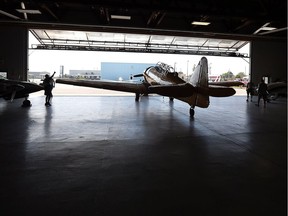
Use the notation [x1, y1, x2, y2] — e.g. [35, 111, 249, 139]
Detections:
[191, 21, 210, 26]
[260, 26, 277, 31]
[16, 9, 42, 14]
[111, 15, 131, 20]
[20, 2, 27, 20]
[0, 10, 21, 19]
[254, 22, 277, 34]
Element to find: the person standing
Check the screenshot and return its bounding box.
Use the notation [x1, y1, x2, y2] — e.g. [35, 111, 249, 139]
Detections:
[246, 81, 254, 102]
[256, 78, 268, 107]
[43, 72, 56, 106]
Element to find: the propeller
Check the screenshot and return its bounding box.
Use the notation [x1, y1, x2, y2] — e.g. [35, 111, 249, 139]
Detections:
[9, 84, 25, 102]
[133, 74, 144, 78]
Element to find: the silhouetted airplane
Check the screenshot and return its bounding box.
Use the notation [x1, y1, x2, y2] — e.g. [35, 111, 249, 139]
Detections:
[267, 82, 287, 100]
[56, 57, 241, 117]
[0, 76, 43, 106]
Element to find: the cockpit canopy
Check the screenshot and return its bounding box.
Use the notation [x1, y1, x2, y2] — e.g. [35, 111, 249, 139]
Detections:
[155, 62, 174, 74]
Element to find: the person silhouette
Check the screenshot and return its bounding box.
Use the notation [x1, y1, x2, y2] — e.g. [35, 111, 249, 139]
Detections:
[246, 81, 254, 102]
[256, 78, 268, 107]
[43, 72, 56, 106]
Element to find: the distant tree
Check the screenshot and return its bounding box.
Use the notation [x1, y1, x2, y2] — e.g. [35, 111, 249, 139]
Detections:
[221, 71, 234, 81]
[235, 72, 246, 79]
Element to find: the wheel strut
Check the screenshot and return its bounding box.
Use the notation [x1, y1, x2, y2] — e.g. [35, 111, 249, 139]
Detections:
[135, 93, 140, 101]
[189, 107, 195, 117]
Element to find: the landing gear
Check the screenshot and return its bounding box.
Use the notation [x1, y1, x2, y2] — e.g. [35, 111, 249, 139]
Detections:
[189, 107, 195, 117]
[22, 98, 31, 107]
[135, 93, 140, 101]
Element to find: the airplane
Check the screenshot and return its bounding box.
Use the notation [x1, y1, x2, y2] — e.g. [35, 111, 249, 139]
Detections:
[267, 82, 287, 101]
[56, 57, 242, 117]
[0, 75, 44, 106]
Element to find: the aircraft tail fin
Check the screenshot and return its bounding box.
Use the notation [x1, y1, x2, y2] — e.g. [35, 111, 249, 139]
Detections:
[186, 57, 210, 108]
[184, 57, 236, 108]
[189, 57, 209, 88]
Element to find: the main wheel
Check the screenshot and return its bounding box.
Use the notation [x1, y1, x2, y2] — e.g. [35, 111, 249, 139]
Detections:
[189, 107, 195, 117]
[22, 99, 31, 107]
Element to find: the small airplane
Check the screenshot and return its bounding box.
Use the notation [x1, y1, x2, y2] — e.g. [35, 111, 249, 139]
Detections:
[267, 82, 287, 101]
[0, 75, 44, 106]
[56, 57, 242, 117]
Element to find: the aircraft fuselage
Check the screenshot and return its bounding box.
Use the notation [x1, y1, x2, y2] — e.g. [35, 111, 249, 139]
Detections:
[0, 79, 43, 100]
[143, 64, 185, 86]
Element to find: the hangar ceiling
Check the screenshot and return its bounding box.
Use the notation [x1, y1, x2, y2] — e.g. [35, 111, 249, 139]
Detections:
[0, 0, 286, 56]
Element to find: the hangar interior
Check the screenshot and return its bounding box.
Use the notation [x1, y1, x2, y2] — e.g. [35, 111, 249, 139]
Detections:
[0, 0, 287, 215]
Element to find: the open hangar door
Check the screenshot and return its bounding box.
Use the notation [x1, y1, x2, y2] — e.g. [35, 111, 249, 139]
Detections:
[28, 28, 251, 84]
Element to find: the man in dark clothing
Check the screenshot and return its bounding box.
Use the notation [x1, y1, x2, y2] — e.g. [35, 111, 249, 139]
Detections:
[246, 81, 254, 102]
[256, 78, 268, 107]
[43, 72, 56, 106]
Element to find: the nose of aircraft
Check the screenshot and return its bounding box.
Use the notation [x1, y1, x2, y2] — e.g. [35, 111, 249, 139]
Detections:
[200, 57, 208, 64]
[30, 82, 44, 93]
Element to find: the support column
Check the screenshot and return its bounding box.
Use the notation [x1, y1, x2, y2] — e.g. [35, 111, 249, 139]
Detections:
[250, 40, 287, 83]
[0, 26, 28, 80]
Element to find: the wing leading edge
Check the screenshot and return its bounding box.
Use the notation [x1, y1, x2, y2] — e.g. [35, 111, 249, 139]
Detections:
[56, 79, 148, 94]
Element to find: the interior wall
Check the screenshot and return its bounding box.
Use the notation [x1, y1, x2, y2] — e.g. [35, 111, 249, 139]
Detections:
[0, 26, 28, 80]
[250, 40, 287, 84]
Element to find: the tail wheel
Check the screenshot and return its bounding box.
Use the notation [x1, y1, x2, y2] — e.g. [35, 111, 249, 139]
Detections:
[189, 107, 195, 117]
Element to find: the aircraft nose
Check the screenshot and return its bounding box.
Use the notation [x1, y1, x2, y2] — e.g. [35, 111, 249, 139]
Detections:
[31, 83, 44, 92]
[36, 84, 44, 91]
[200, 57, 208, 63]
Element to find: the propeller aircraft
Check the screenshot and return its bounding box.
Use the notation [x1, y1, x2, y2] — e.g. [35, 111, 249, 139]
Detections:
[0, 75, 44, 106]
[56, 57, 242, 117]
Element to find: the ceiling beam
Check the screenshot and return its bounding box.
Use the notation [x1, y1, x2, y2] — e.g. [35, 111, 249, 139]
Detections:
[0, 20, 286, 42]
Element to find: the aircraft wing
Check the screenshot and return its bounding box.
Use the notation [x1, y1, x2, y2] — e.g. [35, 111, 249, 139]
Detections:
[148, 82, 236, 98]
[267, 82, 287, 91]
[56, 78, 148, 94]
[208, 81, 243, 86]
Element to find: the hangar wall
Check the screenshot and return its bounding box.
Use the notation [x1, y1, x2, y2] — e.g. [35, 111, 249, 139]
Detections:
[250, 40, 287, 83]
[0, 26, 28, 80]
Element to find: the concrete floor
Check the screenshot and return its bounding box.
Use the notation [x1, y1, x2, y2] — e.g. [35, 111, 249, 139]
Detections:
[0, 94, 286, 216]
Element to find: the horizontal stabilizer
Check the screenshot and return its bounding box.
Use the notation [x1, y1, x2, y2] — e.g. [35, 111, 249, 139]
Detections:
[208, 85, 236, 97]
[148, 83, 195, 97]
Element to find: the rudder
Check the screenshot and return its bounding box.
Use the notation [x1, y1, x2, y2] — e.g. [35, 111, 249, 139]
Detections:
[186, 57, 209, 108]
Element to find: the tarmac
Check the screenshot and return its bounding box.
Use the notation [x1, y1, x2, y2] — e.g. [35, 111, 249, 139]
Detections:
[0, 84, 287, 216]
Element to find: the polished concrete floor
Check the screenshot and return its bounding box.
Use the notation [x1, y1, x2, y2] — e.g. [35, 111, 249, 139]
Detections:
[0, 95, 286, 216]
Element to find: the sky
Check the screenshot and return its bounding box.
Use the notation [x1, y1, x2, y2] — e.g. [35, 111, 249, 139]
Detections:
[28, 32, 250, 77]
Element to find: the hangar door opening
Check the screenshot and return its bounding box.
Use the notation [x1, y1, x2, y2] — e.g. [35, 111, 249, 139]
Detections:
[28, 29, 250, 95]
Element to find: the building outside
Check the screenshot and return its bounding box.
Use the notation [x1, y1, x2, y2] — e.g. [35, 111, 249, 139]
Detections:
[101, 62, 153, 81]
[69, 70, 101, 80]
[28, 71, 50, 84]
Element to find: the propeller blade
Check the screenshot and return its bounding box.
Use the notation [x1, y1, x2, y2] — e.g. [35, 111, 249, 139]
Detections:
[10, 90, 16, 102]
[133, 74, 143, 77]
[9, 84, 25, 102]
